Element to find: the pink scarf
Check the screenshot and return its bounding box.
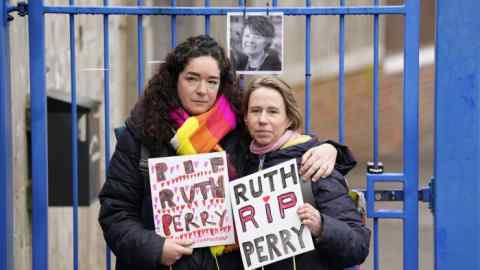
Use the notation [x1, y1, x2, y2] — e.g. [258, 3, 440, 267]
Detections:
[250, 130, 299, 155]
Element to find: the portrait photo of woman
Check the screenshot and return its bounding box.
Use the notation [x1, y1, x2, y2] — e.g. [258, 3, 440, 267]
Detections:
[227, 13, 284, 74]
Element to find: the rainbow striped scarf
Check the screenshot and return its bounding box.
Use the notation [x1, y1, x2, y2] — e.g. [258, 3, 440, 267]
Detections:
[169, 95, 237, 155]
[169, 95, 238, 259]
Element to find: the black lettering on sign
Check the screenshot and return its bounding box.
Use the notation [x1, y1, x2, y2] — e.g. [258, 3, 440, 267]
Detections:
[155, 162, 168, 182]
[280, 163, 298, 188]
[183, 160, 194, 174]
[159, 189, 176, 209]
[233, 183, 248, 204]
[254, 236, 268, 263]
[279, 229, 296, 254]
[242, 241, 254, 267]
[210, 157, 224, 172]
[265, 233, 282, 260]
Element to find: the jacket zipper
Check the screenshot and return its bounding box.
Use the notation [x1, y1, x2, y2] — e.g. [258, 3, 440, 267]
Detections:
[258, 155, 266, 171]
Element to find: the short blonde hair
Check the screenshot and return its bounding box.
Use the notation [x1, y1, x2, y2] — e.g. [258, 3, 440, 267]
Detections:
[242, 76, 303, 131]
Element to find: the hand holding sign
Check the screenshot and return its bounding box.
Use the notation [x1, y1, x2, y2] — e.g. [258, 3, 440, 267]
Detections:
[161, 238, 193, 266]
[297, 203, 322, 237]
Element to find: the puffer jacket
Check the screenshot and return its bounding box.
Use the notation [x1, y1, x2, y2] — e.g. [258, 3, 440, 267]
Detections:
[98, 105, 358, 270]
[243, 137, 371, 270]
[98, 105, 247, 270]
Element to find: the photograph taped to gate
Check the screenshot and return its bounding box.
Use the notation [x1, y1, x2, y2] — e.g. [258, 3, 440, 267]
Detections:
[227, 12, 284, 75]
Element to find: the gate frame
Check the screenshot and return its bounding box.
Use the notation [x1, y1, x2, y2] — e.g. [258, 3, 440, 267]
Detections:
[434, 0, 480, 269]
[28, 1, 49, 270]
[0, 1, 13, 270]
[27, 2, 422, 270]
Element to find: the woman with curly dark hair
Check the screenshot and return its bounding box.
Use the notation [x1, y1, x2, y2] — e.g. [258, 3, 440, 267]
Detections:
[98, 35, 356, 270]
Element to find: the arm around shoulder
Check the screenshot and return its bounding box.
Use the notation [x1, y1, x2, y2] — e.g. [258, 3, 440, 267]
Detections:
[320, 139, 357, 175]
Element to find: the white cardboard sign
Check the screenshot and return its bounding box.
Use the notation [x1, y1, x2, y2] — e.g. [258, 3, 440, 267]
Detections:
[148, 152, 235, 248]
[229, 159, 314, 270]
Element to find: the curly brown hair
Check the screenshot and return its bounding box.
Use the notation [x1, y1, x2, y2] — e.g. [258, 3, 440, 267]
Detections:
[141, 35, 240, 146]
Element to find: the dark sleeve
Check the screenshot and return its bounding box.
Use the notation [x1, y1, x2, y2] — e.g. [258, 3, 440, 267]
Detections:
[312, 170, 370, 268]
[98, 127, 165, 270]
[320, 139, 357, 175]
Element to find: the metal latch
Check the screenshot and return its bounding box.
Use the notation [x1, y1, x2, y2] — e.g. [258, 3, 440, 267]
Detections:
[361, 177, 435, 214]
[367, 161, 384, 174]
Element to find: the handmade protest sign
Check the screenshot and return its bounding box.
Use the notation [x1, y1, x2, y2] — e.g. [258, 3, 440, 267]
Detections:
[229, 159, 314, 270]
[148, 152, 235, 248]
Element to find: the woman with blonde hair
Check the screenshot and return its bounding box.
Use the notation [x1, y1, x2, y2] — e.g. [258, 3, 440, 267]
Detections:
[242, 76, 370, 270]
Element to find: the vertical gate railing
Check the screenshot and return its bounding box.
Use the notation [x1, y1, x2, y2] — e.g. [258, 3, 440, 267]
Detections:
[23, 2, 420, 270]
[0, 1, 13, 270]
[28, 2, 49, 270]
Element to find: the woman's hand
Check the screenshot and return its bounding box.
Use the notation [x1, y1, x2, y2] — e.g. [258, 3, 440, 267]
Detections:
[160, 238, 193, 266]
[300, 143, 337, 181]
[297, 203, 322, 237]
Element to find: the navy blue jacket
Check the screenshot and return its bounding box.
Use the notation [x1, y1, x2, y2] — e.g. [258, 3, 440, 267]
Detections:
[244, 138, 370, 270]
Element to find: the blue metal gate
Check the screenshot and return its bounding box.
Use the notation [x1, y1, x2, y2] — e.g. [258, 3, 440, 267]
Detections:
[0, 2, 13, 270]
[1, 1, 478, 270]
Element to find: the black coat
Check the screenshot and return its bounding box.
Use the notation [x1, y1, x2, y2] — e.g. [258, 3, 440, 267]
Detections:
[244, 138, 370, 270]
[98, 108, 247, 270]
[98, 107, 358, 270]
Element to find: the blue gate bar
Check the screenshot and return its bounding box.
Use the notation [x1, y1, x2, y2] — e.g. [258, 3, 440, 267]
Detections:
[137, 0, 144, 95]
[204, 0, 210, 35]
[367, 172, 405, 181]
[170, 0, 176, 48]
[303, 0, 311, 134]
[68, 1, 80, 270]
[435, 0, 480, 269]
[28, 1, 49, 270]
[403, 0, 420, 269]
[102, 1, 112, 270]
[373, 0, 379, 164]
[0, 1, 13, 270]
[237, 0, 245, 91]
[42, 6, 406, 16]
[338, 0, 345, 143]
[373, 218, 379, 270]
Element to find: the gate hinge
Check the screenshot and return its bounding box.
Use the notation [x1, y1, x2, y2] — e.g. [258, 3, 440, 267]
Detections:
[7, 2, 28, 22]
